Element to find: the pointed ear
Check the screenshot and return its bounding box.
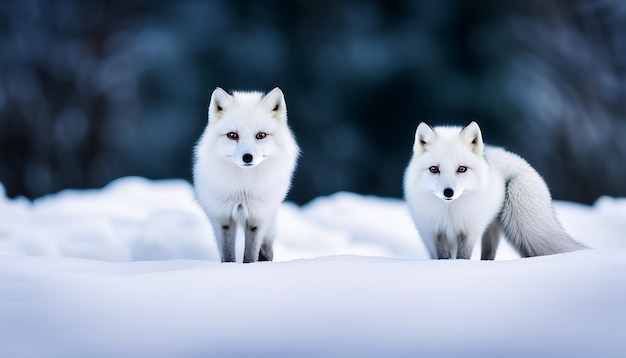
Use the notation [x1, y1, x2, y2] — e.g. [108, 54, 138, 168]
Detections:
[208, 87, 232, 120]
[263, 87, 287, 120]
[460, 121, 484, 155]
[413, 122, 435, 154]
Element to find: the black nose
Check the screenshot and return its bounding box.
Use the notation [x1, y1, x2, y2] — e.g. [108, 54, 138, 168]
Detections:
[443, 188, 454, 198]
[242, 153, 253, 163]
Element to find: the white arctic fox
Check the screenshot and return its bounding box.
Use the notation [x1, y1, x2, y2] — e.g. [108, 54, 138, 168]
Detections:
[193, 87, 299, 263]
[404, 121, 587, 260]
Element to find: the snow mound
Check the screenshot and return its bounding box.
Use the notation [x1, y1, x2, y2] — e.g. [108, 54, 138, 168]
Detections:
[1, 177, 625, 357]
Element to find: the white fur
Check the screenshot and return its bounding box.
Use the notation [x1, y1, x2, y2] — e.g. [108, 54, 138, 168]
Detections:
[404, 121, 586, 259]
[193, 87, 299, 263]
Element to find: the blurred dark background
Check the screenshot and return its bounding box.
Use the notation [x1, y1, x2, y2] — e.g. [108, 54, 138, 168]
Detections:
[0, 0, 624, 205]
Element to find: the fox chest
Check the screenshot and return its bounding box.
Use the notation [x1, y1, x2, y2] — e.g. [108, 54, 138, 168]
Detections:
[216, 190, 266, 219]
[200, 176, 283, 219]
[195, 158, 291, 219]
[426, 192, 503, 235]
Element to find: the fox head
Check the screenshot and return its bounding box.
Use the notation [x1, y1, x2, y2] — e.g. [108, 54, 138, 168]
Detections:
[206, 87, 288, 168]
[410, 121, 487, 201]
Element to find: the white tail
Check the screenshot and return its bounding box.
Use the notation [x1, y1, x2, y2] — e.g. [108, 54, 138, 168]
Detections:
[484, 146, 588, 256]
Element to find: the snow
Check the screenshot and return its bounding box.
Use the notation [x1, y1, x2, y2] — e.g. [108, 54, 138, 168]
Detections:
[0, 177, 625, 357]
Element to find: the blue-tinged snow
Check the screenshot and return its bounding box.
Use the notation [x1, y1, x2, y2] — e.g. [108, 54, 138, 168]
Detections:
[0, 177, 625, 357]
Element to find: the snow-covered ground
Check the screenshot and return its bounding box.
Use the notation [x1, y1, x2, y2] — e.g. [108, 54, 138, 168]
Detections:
[1, 177, 625, 357]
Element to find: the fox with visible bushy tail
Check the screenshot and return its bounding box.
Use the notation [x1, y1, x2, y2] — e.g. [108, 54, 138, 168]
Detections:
[193, 87, 299, 263]
[404, 121, 587, 260]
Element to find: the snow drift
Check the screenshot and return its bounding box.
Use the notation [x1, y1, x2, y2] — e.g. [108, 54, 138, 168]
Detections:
[0, 177, 624, 357]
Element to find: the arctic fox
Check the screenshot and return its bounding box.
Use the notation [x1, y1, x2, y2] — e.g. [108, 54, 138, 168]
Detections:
[193, 87, 299, 263]
[403, 121, 587, 260]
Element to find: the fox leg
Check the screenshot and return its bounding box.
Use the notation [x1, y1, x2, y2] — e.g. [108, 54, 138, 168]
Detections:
[481, 220, 500, 260]
[258, 240, 273, 262]
[456, 232, 473, 259]
[258, 218, 277, 262]
[435, 232, 451, 259]
[215, 218, 236, 263]
[243, 220, 264, 263]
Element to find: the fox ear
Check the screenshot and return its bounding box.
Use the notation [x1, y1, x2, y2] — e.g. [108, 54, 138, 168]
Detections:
[414, 122, 435, 154]
[460, 121, 484, 155]
[263, 87, 287, 120]
[209, 87, 232, 121]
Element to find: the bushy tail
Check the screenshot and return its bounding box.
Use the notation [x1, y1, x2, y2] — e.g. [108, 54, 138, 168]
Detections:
[484, 147, 588, 257]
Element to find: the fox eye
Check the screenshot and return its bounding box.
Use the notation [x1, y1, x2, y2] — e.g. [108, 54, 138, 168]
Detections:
[256, 132, 267, 140]
[457, 166, 467, 173]
[429, 166, 439, 174]
[226, 132, 238, 140]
